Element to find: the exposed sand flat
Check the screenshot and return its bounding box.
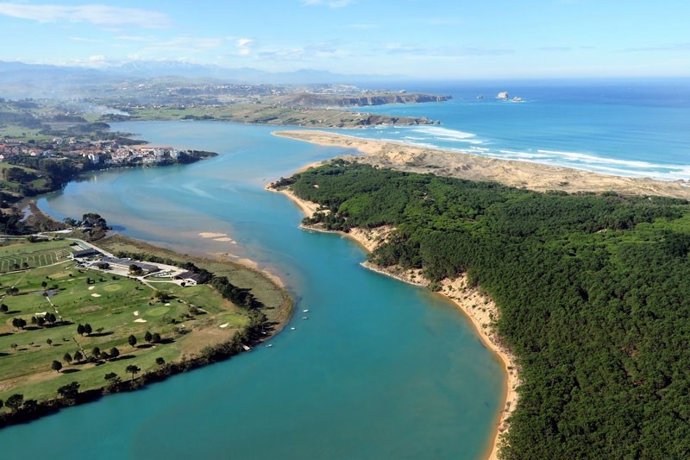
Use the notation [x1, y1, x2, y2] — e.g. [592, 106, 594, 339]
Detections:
[272, 186, 518, 460]
[213, 237, 236, 243]
[274, 130, 690, 199]
[199, 232, 228, 239]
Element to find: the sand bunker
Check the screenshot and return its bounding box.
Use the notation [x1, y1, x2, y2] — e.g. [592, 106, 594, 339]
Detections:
[91, 293, 101, 298]
[88, 286, 95, 290]
[219, 323, 229, 328]
[134, 318, 147, 323]
[133, 310, 139, 316]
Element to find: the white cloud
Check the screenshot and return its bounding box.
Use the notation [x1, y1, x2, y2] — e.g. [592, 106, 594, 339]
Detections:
[236, 38, 253, 56]
[0, 3, 171, 28]
[301, 0, 353, 8]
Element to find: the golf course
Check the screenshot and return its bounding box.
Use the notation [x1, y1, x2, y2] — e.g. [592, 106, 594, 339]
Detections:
[0, 235, 291, 407]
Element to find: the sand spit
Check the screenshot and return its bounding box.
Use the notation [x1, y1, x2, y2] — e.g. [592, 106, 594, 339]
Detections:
[274, 130, 690, 200]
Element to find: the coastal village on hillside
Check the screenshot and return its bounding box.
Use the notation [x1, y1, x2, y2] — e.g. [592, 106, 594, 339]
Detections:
[0, 137, 184, 167]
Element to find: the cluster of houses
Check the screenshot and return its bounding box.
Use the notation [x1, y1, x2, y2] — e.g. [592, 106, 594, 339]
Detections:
[0, 136, 181, 167]
[70, 244, 203, 286]
[110, 145, 182, 165]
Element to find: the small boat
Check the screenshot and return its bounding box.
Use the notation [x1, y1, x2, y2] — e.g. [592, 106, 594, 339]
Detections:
[302, 316, 309, 320]
[303, 309, 309, 313]
[290, 327, 296, 330]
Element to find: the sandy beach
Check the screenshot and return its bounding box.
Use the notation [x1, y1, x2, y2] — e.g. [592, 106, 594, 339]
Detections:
[274, 130, 690, 200]
[271, 185, 518, 460]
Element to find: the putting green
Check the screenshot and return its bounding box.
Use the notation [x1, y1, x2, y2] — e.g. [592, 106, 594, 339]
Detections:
[104, 284, 122, 292]
[146, 306, 170, 317]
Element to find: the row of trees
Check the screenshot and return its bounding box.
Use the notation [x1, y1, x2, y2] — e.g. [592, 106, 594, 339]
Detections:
[287, 162, 690, 459]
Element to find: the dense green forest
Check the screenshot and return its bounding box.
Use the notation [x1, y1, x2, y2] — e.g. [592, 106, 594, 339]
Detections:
[279, 161, 690, 459]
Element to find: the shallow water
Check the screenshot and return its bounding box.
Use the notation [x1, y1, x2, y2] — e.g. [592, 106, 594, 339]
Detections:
[0, 121, 504, 460]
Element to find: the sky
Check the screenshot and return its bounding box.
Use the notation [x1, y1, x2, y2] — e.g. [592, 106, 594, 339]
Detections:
[0, 0, 689, 79]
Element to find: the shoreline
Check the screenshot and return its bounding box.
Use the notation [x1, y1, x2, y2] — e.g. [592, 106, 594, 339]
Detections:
[270, 184, 517, 460]
[274, 130, 690, 200]
[0, 204, 293, 429]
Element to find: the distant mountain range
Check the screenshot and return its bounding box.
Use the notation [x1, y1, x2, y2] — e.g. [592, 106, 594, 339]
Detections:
[0, 60, 405, 98]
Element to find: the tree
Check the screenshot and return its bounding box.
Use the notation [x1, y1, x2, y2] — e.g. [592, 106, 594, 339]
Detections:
[41, 281, 47, 288]
[45, 312, 57, 324]
[77, 324, 85, 335]
[0, 303, 7, 313]
[51, 360, 63, 373]
[57, 382, 80, 400]
[125, 364, 141, 380]
[63, 352, 73, 364]
[11, 317, 26, 330]
[152, 333, 162, 344]
[21, 399, 38, 414]
[84, 323, 92, 336]
[73, 350, 84, 362]
[5, 394, 23, 412]
[128, 334, 137, 348]
[144, 331, 153, 343]
[154, 290, 171, 302]
[46, 338, 53, 347]
[91, 347, 101, 360]
[109, 347, 120, 359]
[104, 372, 121, 387]
[155, 357, 165, 366]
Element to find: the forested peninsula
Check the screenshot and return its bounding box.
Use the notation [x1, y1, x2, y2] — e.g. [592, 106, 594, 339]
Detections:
[274, 161, 690, 459]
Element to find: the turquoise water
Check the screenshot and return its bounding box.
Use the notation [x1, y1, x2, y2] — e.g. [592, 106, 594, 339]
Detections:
[342, 80, 690, 179]
[0, 121, 504, 459]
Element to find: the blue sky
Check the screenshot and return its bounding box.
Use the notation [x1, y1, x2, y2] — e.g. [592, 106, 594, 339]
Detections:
[0, 0, 689, 78]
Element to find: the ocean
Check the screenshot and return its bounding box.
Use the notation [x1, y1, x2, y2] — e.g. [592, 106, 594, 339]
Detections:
[341, 79, 690, 180]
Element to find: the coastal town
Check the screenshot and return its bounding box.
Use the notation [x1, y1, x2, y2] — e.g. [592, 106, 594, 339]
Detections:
[0, 136, 200, 167]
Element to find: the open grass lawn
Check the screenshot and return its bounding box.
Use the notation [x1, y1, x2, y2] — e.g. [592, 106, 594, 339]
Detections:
[0, 124, 52, 142]
[0, 238, 269, 405]
[0, 239, 73, 273]
[98, 235, 292, 326]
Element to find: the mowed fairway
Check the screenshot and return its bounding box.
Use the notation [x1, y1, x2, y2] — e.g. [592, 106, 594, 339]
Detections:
[0, 240, 253, 404]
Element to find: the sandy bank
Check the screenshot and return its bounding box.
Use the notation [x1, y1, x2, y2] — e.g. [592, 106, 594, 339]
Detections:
[270, 184, 518, 460]
[274, 130, 690, 200]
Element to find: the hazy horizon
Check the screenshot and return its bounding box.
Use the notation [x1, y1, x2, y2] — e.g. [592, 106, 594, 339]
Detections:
[0, 1, 688, 80]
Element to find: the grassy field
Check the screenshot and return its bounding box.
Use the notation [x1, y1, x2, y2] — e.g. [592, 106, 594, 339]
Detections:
[0, 238, 72, 273]
[0, 162, 52, 199]
[0, 124, 52, 142]
[98, 235, 292, 327]
[128, 104, 427, 128]
[0, 236, 291, 405]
